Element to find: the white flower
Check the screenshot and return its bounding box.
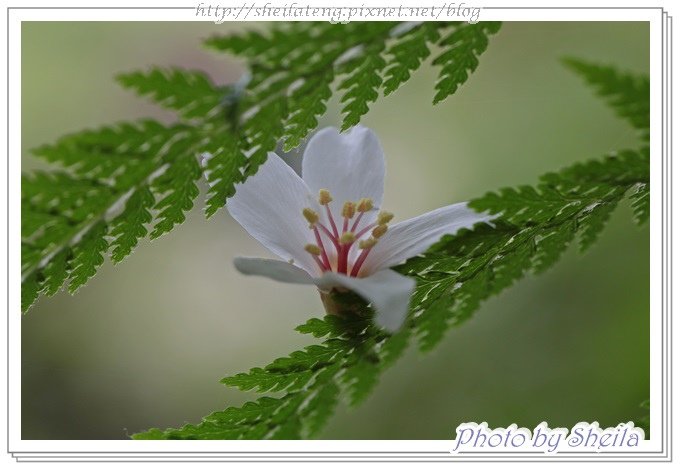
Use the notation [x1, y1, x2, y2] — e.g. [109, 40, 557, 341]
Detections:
[206, 126, 492, 331]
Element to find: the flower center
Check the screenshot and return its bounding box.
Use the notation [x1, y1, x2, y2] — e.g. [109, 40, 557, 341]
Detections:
[303, 189, 393, 278]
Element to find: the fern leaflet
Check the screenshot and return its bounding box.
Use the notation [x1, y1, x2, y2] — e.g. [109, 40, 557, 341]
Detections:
[22, 22, 502, 311]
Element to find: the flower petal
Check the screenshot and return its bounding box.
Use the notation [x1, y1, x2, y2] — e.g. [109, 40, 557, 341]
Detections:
[228, 152, 320, 275]
[315, 269, 415, 331]
[302, 126, 386, 210]
[233, 257, 315, 284]
[360, 202, 494, 273]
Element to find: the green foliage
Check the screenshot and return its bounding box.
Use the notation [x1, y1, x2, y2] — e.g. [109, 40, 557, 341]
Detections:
[135, 141, 648, 439]
[22, 21, 501, 311]
[21, 122, 206, 311]
[399, 58, 651, 351]
[409, 147, 648, 351]
[221, 340, 347, 393]
[134, 308, 396, 439]
[109, 186, 154, 263]
[635, 399, 650, 438]
[116, 68, 227, 120]
[149, 150, 202, 238]
[22, 22, 648, 442]
[133, 393, 322, 439]
[206, 21, 500, 147]
[563, 58, 650, 141]
[630, 183, 650, 226]
[433, 22, 502, 104]
[339, 43, 386, 131]
[68, 221, 109, 293]
[133, 54, 650, 436]
[383, 23, 442, 96]
[283, 70, 335, 149]
[202, 132, 248, 218]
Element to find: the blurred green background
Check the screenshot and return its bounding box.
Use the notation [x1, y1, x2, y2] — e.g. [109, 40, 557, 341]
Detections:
[21, 22, 649, 440]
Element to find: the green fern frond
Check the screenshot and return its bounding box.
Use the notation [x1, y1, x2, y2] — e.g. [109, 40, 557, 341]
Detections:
[117, 68, 227, 120]
[134, 139, 648, 435]
[202, 132, 248, 218]
[22, 22, 649, 442]
[109, 186, 154, 263]
[563, 58, 650, 140]
[630, 183, 650, 225]
[21, 121, 202, 311]
[383, 22, 442, 96]
[283, 71, 335, 150]
[132, 142, 648, 437]
[635, 399, 650, 438]
[240, 96, 287, 177]
[221, 340, 347, 393]
[339, 44, 386, 131]
[23, 22, 503, 310]
[134, 392, 313, 439]
[432, 22, 502, 104]
[39, 249, 70, 296]
[68, 221, 109, 293]
[150, 152, 202, 239]
[133, 54, 650, 436]
[133, 297, 403, 439]
[412, 147, 649, 351]
[576, 200, 619, 252]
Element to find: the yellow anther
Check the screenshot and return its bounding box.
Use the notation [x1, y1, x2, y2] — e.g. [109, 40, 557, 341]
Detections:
[305, 244, 321, 256]
[377, 211, 394, 225]
[357, 198, 374, 212]
[302, 208, 319, 225]
[359, 237, 378, 250]
[372, 224, 388, 239]
[339, 232, 356, 244]
[342, 201, 356, 219]
[318, 189, 332, 205]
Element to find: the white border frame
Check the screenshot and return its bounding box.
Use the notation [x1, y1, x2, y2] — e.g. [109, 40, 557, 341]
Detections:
[2, 2, 672, 463]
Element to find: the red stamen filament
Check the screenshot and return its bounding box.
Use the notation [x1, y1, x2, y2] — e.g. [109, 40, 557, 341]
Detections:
[316, 223, 341, 251]
[337, 243, 349, 274]
[312, 227, 331, 270]
[325, 205, 339, 238]
[304, 199, 389, 278]
[311, 254, 327, 272]
[354, 222, 376, 240]
[350, 247, 372, 277]
[351, 212, 364, 232]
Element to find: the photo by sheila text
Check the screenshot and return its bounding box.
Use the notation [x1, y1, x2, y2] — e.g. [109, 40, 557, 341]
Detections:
[452, 422, 644, 454]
